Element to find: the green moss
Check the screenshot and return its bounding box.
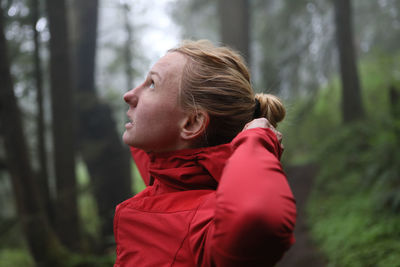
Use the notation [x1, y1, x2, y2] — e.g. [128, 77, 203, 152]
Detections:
[0, 249, 34, 267]
[308, 179, 400, 267]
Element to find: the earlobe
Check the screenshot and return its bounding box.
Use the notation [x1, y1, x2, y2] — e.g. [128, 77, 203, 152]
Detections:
[181, 110, 209, 141]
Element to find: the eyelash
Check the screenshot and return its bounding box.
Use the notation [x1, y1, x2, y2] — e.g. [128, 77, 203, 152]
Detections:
[149, 80, 155, 89]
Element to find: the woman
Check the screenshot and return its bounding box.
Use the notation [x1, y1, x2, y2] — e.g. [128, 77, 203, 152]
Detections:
[114, 40, 296, 267]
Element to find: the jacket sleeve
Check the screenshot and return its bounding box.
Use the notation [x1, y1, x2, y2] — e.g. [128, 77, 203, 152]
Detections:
[129, 147, 151, 186]
[200, 128, 296, 266]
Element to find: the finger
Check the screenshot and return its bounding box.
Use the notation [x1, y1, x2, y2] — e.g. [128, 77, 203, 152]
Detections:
[269, 127, 282, 143]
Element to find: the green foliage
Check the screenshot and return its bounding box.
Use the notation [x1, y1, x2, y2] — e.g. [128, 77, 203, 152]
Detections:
[0, 247, 116, 267]
[0, 249, 34, 267]
[281, 48, 400, 164]
[76, 161, 101, 247]
[283, 48, 400, 266]
[308, 183, 400, 267]
[280, 78, 341, 165]
[360, 49, 400, 120]
[65, 253, 115, 267]
[307, 123, 400, 266]
[361, 119, 400, 212]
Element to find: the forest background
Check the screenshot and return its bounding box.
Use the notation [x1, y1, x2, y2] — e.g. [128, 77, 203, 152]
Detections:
[0, 0, 399, 266]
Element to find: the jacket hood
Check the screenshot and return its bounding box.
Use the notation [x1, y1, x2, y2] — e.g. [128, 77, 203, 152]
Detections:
[146, 143, 232, 191]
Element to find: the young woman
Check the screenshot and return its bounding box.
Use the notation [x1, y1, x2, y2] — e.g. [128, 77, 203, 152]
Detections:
[114, 40, 296, 267]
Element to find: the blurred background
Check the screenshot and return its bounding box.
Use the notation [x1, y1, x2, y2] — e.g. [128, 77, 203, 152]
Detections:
[0, 0, 399, 266]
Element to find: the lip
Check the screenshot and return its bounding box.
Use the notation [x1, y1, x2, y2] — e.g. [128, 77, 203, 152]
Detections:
[125, 122, 134, 129]
[125, 111, 134, 129]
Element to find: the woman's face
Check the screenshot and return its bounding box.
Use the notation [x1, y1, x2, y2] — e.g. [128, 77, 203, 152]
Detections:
[122, 52, 189, 152]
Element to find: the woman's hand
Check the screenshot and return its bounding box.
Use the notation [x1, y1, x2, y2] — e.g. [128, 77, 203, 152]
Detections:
[243, 118, 283, 146]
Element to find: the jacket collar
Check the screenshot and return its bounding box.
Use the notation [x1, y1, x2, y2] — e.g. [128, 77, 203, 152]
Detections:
[147, 143, 232, 191]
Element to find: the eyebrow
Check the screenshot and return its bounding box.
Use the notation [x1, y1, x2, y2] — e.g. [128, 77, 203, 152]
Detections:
[149, 71, 162, 82]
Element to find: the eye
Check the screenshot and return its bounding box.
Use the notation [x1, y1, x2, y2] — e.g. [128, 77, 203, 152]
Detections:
[149, 81, 155, 89]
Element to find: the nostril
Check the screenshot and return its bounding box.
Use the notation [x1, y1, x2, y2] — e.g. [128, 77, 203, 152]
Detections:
[123, 93, 129, 103]
[124, 91, 138, 106]
[124, 91, 133, 101]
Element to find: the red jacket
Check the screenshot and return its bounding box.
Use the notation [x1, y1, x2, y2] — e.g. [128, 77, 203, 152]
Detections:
[114, 128, 296, 266]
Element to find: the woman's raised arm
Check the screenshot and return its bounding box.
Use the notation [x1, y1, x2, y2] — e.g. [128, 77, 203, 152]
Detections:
[208, 127, 296, 266]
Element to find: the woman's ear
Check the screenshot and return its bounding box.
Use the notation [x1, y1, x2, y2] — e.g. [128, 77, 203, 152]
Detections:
[180, 110, 209, 141]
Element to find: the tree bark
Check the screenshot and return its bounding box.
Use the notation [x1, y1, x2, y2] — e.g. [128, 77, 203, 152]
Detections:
[334, 0, 365, 122]
[389, 85, 400, 119]
[122, 2, 134, 90]
[71, 0, 132, 248]
[45, 0, 80, 250]
[389, 86, 400, 139]
[218, 0, 251, 65]
[32, 0, 54, 226]
[0, 6, 66, 265]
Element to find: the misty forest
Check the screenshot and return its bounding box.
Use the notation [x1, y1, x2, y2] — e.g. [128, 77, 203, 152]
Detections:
[0, 0, 399, 266]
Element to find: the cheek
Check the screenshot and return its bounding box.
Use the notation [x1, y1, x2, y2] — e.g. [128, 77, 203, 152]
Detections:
[136, 103, 169, 123]
[141, 93, 181, 120]
[136, 100, 182, 135]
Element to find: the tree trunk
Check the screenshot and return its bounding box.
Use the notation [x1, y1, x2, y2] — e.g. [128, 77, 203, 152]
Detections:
[45, 0, 80, 250]
[334, 0, 365, 122]
[32, 0, 54, 226]
[122, 2, 134, 90]
[71, 0, 132, 249]
[0, 7, 66, 265]
[218, 0, 251, 65]
[389, 86, 400, 140]
[389, 85, 400, 119]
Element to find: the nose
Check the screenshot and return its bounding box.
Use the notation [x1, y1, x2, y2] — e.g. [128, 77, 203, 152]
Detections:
[123, 88, 139, 106]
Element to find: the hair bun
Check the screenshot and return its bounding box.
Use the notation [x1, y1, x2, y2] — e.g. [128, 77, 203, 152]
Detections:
[254, 93, 286, 127]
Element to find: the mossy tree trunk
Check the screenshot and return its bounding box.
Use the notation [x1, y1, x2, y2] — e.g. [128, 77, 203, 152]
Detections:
[70, 0, 133, 249]
[334, 0, 365, 123]
[0, 6, 67, 265]
[45, 0, 80, 250]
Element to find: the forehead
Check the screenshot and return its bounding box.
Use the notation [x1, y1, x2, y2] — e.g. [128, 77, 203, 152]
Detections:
[151, 52, 187, 78]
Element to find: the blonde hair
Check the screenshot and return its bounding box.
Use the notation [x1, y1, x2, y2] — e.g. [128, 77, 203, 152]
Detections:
[170, 40, 285, 146]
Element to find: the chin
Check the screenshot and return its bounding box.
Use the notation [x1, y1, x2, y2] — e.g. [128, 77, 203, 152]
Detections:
[122, 131, 134, 146]
[123, 132, 146, 149]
